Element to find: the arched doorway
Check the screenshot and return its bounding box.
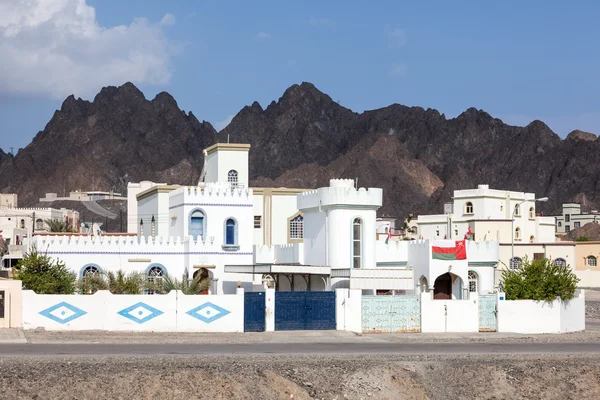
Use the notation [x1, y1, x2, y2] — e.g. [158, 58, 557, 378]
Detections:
[433, 273, 452, 299]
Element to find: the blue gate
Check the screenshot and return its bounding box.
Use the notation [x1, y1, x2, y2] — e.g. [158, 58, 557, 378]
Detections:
[478, 294, 497, 332]
[275, 292, 336, 331]
[244, 292, 266, 332]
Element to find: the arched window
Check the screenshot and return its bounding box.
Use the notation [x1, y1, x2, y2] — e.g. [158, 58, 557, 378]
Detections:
[465, 202, 474, 214]
[353, 218, 362, 269]
[529, 207, 535, 219]
[289, 215, 303, 240]
[147, 265, 166, 294]
[529, 235, 535, 243]
[225, 218, 236, 245]
[80, 264, 101, 279]
[20, 219, 25, 229]
[558, 221, 562, 227]
[36, 218, 44, 230]
[189, 209, 206, 240]
[514, 227, 521, 240]
[514, 204, 521, 217]
[510, 257, 522, 270]
[227, 170, 238, 188]
[554, 258, 567, 267]
[468, 271, 478, 293]
[419, 276, 428, 293]
[588, 256, 597, 267]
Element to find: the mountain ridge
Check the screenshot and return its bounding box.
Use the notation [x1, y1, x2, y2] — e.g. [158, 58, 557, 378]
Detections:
[1, 81, 598, 219]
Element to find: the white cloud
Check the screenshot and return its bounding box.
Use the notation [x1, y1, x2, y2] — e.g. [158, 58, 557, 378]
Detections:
[256, 32, 271, 41]
[160, 13, 176, 26]
[309, 17, 331, 25]
[386, 26, 407, 47]
[390, 63, 407, 77]
[0, 0, 176, 99]
[214, 115, 234, 131]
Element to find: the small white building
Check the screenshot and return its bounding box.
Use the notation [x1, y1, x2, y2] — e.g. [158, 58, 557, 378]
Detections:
[553, 202, 600, 234]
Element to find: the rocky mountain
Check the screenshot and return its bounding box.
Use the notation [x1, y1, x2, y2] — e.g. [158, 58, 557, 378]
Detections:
[0, 83, 216, 205]
[1, 81, 600, 219]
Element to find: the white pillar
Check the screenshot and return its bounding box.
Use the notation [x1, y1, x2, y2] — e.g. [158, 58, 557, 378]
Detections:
[265, 288, 275, 331]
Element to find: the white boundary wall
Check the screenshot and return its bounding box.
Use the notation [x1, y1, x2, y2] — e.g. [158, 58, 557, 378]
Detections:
[497, 290, 585, 334]
[23, 290, 244, 332]
[420, 292, 479, 333]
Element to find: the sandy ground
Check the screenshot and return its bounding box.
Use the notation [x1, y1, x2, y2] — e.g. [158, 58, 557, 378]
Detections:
[4, 291, 599, 399]
[0, 354, 599, 399]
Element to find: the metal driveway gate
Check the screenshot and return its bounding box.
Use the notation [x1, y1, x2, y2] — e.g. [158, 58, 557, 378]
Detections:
[478, 294, 497, 332]
[362, 295, 421, 333]
[244, 292, 266, 332]
[275, 291, 336, 331]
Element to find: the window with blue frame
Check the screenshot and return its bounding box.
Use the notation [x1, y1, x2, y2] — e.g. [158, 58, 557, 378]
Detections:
[226, 218, 235, 245]
[189, 210, 205, 240]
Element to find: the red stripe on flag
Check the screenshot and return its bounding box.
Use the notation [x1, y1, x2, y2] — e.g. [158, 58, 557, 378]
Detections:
[432, 240, 467, 260]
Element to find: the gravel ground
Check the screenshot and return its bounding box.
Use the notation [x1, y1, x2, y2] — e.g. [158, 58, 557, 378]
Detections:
[0, 354, 599, 399]
[587, 301, 600, 320]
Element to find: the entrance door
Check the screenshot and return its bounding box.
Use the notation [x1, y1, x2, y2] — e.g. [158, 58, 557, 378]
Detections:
[479, 294, 497, 332]
[433, 273, 452, 300]
[244, 292, 266, 332]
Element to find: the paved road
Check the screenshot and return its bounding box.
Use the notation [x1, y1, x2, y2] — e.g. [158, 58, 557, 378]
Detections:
[1, 342, 600, 356]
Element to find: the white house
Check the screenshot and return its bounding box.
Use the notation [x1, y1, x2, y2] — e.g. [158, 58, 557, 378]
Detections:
[415, 185, 557, 275]
[228, 178, 499, 298]
[127, 143, 308, 246]
[553, 202, 600, 234]
[28, 143, 501, 298]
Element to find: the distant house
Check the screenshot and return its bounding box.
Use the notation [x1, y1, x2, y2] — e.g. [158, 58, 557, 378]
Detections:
[553, 203, 600, 235]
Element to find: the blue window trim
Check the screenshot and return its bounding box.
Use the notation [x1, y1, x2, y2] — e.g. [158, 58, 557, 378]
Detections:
[145, 263, 167, 276]
[189, 208, 207, 240]
[79, 263, 101, 279]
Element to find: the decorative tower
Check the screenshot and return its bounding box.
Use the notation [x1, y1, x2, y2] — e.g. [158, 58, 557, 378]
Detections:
[204, 143, 251, 188]
[297, 179, 382, 269]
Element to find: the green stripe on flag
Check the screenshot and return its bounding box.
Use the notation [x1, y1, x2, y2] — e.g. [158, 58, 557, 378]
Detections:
[432, 253, 458, 261]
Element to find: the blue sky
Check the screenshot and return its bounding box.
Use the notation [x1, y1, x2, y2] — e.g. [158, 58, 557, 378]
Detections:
[1, 0, 599, 152]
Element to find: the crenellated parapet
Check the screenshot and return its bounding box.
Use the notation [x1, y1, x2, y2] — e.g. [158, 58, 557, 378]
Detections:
[298, 179, 382, 211]
[33, 234, 230, 252]
[169, 183, 253, 204]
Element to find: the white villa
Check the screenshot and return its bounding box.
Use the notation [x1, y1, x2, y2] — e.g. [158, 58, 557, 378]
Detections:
[26, 144, 501, 299]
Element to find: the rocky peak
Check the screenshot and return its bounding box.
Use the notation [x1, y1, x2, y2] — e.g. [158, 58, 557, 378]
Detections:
[566, 129, 597, 142]
[152, 91, 179, 109]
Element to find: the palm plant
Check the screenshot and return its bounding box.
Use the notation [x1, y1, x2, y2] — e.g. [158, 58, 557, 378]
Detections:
[44, 218, 74, 233]
[77, 273, 109, 294]
[149, 267, 211, 295]
[105, 270, 146, 294]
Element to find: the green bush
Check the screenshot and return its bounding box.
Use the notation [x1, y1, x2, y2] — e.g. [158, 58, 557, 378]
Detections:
[575, 236, 589, 242]
[500, 258, 579, 301]
[14, 247, 76, 294]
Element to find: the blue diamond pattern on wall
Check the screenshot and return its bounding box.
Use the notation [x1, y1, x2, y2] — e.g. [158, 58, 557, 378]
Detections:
[118, 302, 164, 324]
[186, 302, 230, 323]
[39, 302, 87, 324]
